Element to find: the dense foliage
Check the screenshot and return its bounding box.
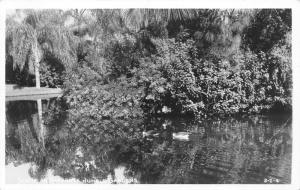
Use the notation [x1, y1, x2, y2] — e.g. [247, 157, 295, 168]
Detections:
[6, 9, 292, 119]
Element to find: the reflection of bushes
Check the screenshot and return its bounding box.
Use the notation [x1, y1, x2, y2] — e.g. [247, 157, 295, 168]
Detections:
[5, 101, 45, 166]
[43, 97, 68, 129]
[6, 107, 292, 183]
[52, 114, 291, 183]
[109, 116, 292, 184]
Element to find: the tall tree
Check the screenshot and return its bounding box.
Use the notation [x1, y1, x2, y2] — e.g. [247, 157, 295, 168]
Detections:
[6, 9, 77, 87]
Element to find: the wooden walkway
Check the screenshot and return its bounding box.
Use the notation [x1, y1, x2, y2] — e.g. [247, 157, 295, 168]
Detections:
[6, 85, 63, 101]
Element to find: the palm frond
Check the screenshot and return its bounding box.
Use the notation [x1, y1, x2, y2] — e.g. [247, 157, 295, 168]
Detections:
[121, 9, 199, 31]
[7, 23, 36, 72]
[38, 25, 78, 68]
[6, 9, 78, 74]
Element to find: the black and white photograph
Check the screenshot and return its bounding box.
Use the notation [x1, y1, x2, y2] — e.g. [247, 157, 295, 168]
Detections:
[1, 0, 300, 189]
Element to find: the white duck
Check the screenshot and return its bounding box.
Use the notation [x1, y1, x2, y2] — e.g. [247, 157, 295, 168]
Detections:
[172, 132, 190, 141]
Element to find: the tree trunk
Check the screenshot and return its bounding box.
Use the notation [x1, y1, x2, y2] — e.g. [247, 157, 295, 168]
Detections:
[35, 61, 40, 88]
[34, 38, 41, 88]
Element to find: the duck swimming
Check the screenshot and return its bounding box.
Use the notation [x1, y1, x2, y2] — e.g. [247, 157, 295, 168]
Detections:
[172, 132, 190, 141]
[142, 130, 159, 138]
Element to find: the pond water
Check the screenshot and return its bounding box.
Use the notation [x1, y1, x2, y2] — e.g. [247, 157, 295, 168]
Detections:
[5, 97, 292, 184]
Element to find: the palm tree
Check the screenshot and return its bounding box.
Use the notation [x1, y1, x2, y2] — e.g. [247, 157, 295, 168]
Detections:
[120, 9, 255, 55]
[6, 9, 77, 88]
[120, 9, 198, 31]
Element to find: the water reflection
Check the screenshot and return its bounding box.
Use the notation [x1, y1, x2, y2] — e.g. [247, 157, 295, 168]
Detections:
[5, 98, 292, 184]
[6, 163, 137, 184]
